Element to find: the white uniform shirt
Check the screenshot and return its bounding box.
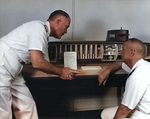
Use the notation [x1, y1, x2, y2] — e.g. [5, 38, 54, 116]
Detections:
[0, 20, 50, 64]
[121, 59, 150, 114]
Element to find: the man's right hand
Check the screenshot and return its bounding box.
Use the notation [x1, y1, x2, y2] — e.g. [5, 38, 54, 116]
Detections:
[98, 61, 122, 86]
[60, 67, 80, 80]
[98, 69, 110, 86]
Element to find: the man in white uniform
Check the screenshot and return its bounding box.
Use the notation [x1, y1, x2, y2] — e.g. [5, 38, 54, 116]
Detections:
[98, 38, 150, 119]
[0, 10, 79, 119]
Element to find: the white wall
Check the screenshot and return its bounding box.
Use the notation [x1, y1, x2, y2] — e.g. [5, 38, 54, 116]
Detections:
[74, 0, 150, 42]
[0, 0, 73, 41]
[0, 0, 150, 42]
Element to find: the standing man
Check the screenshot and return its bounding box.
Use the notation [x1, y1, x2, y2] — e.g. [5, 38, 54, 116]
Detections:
[98, 38, 150, 119]
[0, 10, 79, 119]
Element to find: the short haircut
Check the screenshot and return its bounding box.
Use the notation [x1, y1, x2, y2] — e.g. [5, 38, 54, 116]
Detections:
[128, 38, 147, 57]
[48, 10, 70, 20]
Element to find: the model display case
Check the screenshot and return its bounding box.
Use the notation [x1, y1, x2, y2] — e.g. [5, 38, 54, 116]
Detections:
[48, 41, 150, 62]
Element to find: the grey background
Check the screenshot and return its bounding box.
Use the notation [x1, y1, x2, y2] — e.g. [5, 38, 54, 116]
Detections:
[0, 0, 150, 42]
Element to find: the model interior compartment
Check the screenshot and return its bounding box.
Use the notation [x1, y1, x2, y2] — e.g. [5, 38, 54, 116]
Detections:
[48, 41, 150, 62]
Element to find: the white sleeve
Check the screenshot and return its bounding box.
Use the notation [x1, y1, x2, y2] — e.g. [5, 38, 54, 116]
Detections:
[27, 24, 47, 54]
[121, 77, 146, 110]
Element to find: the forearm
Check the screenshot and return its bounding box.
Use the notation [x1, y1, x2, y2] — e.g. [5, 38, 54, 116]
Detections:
[32, 59, 62, 75]
[30, 50, 79, 80]
[106, 61, 122, 73]
[113, 104, 131, 119]
[30, 50, 62, 75]
[126, 108, 136, 118]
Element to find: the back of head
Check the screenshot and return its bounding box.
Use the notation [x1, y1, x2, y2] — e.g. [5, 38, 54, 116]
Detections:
[48, 10, 70, 21]
[128, 38, 146, 58]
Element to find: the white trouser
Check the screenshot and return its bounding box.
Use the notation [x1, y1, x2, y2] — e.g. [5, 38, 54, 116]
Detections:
[101, 106, 150, 119]
[101, 106, 131, 119]
[0, 41, 38, 119]
[0, 78, 38, 119]
[101, 106, 119, 119]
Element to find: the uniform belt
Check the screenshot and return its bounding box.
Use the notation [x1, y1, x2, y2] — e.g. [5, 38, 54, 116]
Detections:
[0, 41, 25, 64]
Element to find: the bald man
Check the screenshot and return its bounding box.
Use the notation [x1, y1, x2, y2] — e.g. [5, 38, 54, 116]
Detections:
[98, 38, 150, 119]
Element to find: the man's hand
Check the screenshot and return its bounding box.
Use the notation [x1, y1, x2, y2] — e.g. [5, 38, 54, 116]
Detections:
[60, 67, 80, 80]
[98, 61, 122, 86]
[98, 69, 110, 86]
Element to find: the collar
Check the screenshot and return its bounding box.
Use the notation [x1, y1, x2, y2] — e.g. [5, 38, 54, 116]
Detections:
[130, 58, 144, 73]
[45, 21, 51, 38]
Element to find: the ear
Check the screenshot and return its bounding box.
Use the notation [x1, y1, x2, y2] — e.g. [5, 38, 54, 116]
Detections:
[56, 19, 61, 25]
[130, 49, 135, 57]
